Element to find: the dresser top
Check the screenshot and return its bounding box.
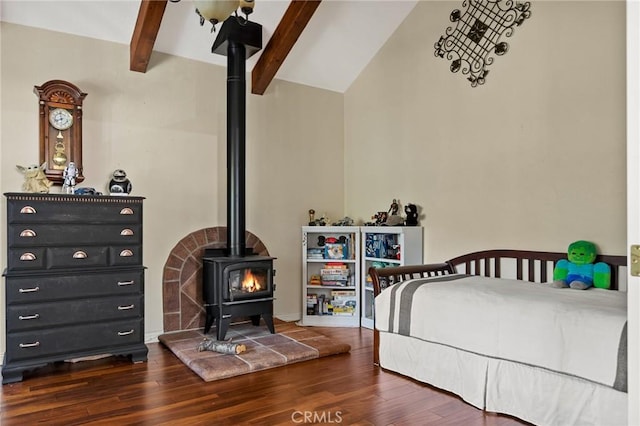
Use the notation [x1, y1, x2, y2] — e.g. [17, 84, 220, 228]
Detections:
[4, 192, 145, 203]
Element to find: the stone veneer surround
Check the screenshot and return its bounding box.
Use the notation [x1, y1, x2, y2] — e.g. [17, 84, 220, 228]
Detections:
[162, 227, 269, 332]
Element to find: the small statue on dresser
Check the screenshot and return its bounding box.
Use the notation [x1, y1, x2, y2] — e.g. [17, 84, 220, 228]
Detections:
[109, 169, 132, 195]
[62, 162, 79, 194]
[16, 162, 53, 193]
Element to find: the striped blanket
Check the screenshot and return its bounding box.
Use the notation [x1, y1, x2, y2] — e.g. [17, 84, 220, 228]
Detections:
[375, 274, 627, 392]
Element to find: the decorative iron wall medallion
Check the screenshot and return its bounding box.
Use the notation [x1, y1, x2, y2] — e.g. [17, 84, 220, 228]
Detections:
[435, 0, 531, 87]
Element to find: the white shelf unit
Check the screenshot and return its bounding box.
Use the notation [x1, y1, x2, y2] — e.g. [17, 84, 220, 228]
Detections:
[360, 226, 423, 329]
[301, 226, 361, 327]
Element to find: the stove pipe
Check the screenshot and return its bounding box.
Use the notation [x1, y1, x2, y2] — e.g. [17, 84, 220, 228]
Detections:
[212, 18, 262, 257]
[226, 40, 246, 257]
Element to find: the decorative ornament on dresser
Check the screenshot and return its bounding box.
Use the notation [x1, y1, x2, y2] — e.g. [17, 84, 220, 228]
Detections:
[34, 80, 87, 184]
[15, 163, 53, 193]
[62, 162, 79, 194]
[109, 169, 133, 195]
[434, 0, 531, 87]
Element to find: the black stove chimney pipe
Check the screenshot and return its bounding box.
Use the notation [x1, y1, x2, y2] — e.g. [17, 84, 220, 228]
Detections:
[212, 18, 262, 258]
[226, 40, 246, 257]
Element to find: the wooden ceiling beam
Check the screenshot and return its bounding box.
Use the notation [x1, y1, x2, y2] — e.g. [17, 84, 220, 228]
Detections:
[251, 0, 322, 95]
[130, 0, 168, 73]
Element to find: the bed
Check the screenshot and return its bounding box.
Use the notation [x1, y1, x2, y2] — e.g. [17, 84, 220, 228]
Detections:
[369, 249, 628, 426]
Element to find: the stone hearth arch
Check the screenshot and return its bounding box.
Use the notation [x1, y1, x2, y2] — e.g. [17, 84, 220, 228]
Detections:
[162, 227, 269, 333]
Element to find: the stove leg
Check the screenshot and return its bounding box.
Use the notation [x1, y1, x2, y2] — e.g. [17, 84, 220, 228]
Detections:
[262, 314, 275, 334]
[204, 307, 214, 334]
[250, 315, 260, 326]
[217, 316, 232, 341]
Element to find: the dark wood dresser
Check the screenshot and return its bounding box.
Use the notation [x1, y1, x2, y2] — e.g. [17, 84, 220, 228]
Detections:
[2, 192, 147, 384]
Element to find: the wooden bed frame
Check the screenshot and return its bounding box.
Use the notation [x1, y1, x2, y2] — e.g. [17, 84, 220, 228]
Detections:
[369, 249, 628, 365]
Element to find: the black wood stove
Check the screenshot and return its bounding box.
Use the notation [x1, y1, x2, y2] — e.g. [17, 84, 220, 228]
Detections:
[202, 18, 276, 341]
[203, 251, 275, 340]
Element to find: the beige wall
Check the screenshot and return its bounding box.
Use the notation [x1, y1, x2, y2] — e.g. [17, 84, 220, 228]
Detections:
[345, 1, 627, 262]
[0, 22, 345, 352]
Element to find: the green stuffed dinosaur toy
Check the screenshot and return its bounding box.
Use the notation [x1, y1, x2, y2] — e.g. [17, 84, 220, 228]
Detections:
[552, 240, 611, 290]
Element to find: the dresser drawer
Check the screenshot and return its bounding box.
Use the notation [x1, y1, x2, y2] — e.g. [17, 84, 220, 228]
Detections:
[7, 198, 142, 224]
[6, 248, 46, 270]
[8, 224, 142, 247]
[5, 319, 144, 363]
[6, 295, 143, 332]
[5, 270, 144, 304]
[110, 245, 142, 267]
[46, 246, 110, 269]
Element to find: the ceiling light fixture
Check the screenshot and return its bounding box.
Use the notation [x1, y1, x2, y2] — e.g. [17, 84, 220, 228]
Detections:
[169, 0, 255, 32]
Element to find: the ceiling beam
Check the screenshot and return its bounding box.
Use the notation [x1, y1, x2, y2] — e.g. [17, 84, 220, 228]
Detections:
[251, 0, 322, 95]
[130, 0, 168, 73]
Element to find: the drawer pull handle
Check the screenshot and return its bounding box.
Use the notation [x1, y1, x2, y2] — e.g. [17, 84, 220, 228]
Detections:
[19, 341, 40, 348]
[19, 206, 36, 214]
[19, 286, 40, 293]
[73, 251, 88, 259]
[117, 280, 134, 286]
[19, 252, 37, 261]
[118, 329, 135, 336]
[19, 314, 40, 320]
[120, 228, 134, 236]
[118, 304, 135, 311]
[120, 207, 134, 215]
[19, 229, 37, 237]
[120, 249, 134, 257]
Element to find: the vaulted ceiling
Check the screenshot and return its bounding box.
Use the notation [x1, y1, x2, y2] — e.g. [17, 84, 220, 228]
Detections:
[0, 0, 418, 94]
[130, 0, 322, 95]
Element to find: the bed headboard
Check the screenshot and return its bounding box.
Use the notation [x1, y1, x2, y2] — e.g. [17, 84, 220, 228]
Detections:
[369, 249, 628, 296]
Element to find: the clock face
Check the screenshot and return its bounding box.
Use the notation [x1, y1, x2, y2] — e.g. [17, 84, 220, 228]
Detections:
[49, 108, 74, 130]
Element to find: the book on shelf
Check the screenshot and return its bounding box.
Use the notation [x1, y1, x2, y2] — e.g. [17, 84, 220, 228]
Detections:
[331, 290, 356, 296]
[323, 262, 347, 268]
[307, 248, 324, 259]
[331, 290, 356, 315]
[321, 280, 349, 287]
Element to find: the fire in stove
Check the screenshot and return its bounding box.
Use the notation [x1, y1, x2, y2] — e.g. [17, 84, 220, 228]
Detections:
[231, 269, 265, 296]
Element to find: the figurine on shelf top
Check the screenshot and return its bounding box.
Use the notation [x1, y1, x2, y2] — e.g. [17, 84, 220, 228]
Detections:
[385, 198, 404, 226]
[16, 162, 53, 193]
[404, 203, 419, 226]
[332, 217, 354, 226]
[307, 208, 328, 226]
[389, 199, 399, 215]
[109, 169, 132, 195]
[62, 162, 79, 194]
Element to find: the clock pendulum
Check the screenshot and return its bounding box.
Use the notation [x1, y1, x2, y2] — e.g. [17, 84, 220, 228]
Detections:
[52, 133, 68, 169]
[48, 108, 73, 170]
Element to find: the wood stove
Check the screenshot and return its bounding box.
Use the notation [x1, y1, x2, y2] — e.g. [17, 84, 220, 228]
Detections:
[203, 250, 275, 340]
[201, 17, 274, 341]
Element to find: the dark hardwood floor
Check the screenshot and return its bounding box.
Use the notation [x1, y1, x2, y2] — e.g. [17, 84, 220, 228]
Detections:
[1, 323, 528, 425]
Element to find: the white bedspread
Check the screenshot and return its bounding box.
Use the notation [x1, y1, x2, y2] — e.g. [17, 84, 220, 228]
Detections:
[375, 274, 627, 391]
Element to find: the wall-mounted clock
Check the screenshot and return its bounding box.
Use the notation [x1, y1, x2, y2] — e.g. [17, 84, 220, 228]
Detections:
[34, 80, 87, 185]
